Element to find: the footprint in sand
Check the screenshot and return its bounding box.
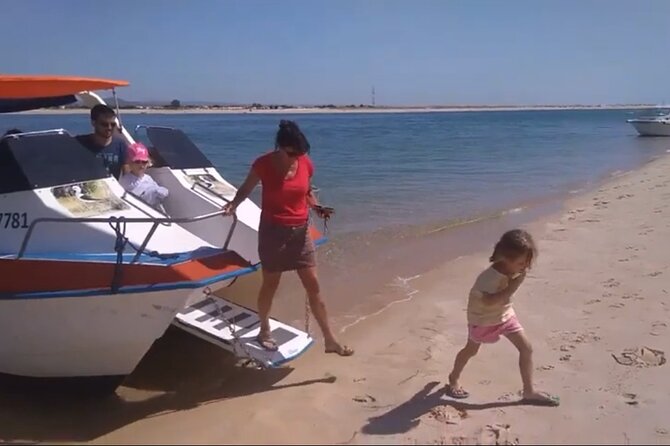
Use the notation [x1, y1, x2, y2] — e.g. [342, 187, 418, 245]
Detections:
[612, 347, 666, 367]
[586, 298, 602, 305]
[429, 405, 468, 425]
[622, 393, 639, 406]
[554, 331, 601, 359]
[609, 302, 625, 309]
[478, 423, 519, 446]
[649, 271, 663, 278]
[352, 394, 377, 403]
[617, 194, 635, 200]
[651, 322, 667, 337]
[603, 279, 621, 289]
[621, 293, 642, 301]
[537, 365, 555, 371]
[575, 332, 601, 343]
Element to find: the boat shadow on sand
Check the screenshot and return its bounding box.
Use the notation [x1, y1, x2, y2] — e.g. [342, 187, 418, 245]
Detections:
[0, 326, 335, 443]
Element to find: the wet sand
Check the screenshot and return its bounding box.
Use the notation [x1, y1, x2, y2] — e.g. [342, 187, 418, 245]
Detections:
[1, 153, 669, 444]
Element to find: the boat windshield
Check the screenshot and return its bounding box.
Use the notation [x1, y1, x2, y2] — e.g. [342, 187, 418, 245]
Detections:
[143, 127, 214, 170]
[0, 132, 110, 194]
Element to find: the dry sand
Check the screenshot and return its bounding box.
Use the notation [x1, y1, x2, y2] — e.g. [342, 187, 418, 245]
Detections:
[1, 153, 669, 445]
[14, 104, 657, 115]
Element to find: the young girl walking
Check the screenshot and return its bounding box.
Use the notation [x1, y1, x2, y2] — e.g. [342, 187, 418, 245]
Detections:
[447, 229, 559, 406]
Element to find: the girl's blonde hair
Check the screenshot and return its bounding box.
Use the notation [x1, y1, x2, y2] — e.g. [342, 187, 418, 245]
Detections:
[489, 229, 538, 267]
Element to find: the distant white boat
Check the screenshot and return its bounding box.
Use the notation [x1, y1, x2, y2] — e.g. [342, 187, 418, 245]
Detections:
[627, 112, 670, 136]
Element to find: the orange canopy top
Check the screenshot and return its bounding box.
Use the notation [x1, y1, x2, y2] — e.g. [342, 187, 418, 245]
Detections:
[0, 75, 129, 99]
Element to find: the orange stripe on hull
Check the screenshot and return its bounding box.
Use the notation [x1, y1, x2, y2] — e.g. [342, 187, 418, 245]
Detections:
[0, 251, 250, 294]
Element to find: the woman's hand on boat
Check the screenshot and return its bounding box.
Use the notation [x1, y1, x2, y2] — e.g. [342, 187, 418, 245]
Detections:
[222, 202, 237, 216]
[313, 205, 334, 220]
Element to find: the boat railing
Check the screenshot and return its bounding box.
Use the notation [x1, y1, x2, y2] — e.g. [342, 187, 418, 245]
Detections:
[16, 209, 238, 263]
[1, 128, 69, 142]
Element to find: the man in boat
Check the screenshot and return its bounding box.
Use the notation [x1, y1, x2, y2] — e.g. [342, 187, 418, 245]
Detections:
[76, 104, 128, 179]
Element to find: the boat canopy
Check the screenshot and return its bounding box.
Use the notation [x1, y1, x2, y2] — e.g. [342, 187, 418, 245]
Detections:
[0, 75, 129, 114]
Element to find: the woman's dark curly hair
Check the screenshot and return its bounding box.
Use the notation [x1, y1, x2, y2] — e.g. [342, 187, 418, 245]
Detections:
[275, 120, 310, 154]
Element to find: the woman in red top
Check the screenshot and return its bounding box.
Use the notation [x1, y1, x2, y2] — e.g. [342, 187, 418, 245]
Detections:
[224, 120, 353, 356]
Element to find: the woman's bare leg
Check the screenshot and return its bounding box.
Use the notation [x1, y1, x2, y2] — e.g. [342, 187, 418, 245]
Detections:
[258, 269, 282, 343]
[297, 266, 353, 356]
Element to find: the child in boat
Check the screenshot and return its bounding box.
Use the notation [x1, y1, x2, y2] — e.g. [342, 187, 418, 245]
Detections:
[446, 229, 559, 406]
[119, 142, 169, 209]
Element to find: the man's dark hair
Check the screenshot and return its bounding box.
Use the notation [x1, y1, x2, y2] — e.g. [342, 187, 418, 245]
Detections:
[90, 104, 116, 122]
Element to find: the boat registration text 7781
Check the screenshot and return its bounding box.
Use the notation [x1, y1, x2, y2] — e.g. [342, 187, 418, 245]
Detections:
[0, 212, 29, 229]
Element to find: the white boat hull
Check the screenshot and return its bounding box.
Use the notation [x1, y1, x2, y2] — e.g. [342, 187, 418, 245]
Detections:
[0, 289, 191, 378]
[628, 120, 670, 136]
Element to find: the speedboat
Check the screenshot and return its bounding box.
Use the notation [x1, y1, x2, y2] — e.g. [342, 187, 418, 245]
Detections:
[0, 75, 324, 393]
[627, 111, 670, 136]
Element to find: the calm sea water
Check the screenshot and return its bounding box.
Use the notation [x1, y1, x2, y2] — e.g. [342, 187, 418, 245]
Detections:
[3, 109, 666, 235]
[4, 109, 668, 325]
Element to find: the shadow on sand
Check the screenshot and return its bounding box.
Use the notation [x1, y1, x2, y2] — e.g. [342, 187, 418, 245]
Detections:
[0, 327, 334, 443]
[361, 381, 525, 436]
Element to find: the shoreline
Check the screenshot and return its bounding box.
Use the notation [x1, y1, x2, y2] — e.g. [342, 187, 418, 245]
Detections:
[109, 152, 669, 444]
[269, 153, 656, 333]
[0, 153, 667, 443]
[13, 104, 663, 115]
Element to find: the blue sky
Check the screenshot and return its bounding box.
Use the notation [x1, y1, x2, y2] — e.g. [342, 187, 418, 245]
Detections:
[2, 0, 669, 105]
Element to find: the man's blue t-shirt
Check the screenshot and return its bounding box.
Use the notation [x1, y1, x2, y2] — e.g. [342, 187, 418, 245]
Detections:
[76, 134, 127, 179]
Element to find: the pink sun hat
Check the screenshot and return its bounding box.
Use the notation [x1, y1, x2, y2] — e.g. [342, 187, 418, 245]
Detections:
[127, 142, 150, 162]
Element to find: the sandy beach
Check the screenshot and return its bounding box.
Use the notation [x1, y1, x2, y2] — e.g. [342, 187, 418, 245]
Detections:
[1, 152, 669, 444]
[14, 104, 659, 116]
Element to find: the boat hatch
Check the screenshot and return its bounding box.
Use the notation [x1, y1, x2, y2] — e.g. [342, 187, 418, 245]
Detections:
[0, 132, 109, 194]
[136, 126, 214, 170]
[173, 295, 313, 368]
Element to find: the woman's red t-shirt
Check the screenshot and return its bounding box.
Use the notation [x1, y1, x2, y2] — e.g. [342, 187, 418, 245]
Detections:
[252, 152, 314, 226]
